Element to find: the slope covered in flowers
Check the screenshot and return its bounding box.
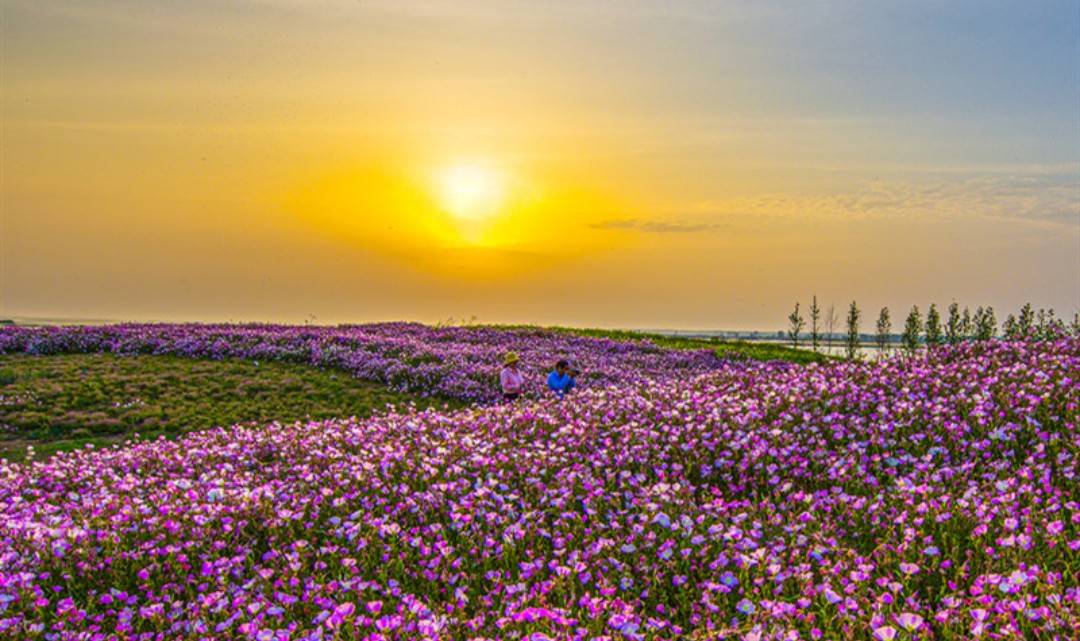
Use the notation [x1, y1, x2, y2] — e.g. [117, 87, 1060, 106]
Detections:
[0, 324, 725, 403]
[0, 339, 1076, 639]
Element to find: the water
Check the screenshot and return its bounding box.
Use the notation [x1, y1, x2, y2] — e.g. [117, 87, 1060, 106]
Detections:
[751, 339, 895, 360]
[649, 329, 898, 360]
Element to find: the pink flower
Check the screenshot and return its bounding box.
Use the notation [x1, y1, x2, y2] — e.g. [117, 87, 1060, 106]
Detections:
[896, 612, 924, 631]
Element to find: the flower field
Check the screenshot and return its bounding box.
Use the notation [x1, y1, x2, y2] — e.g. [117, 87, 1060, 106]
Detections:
[0, 324, 726, 404]
[0, 333, 1076, 639]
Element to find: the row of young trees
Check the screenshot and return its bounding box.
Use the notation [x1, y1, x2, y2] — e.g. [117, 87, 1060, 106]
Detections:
[786, 297, 864, 360]
[787, 299, 1079, 359]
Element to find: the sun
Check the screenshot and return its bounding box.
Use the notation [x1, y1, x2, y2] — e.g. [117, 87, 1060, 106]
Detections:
[436, 163, 506, 221]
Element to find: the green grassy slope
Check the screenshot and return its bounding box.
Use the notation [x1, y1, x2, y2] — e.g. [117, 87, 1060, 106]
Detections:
[0, 354, 457, 461]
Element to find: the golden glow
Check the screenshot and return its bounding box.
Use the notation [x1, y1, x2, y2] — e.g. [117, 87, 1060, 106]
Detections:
[436, 164, 506, 221]
[4, 1, 1074, 327]
[284, 160, 635, 271]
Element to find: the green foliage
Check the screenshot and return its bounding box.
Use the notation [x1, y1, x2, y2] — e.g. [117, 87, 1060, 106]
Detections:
[902, 306, 923, 355]
[786, 302, 805, 348]
[1034, 307, 1066, 341]
[808, 295, 821, 353]
[875, 307, 891, 351]
[1002, 304, 1065, 341]
[974, 306, 997, 341]
[999, 303, 1066, 341]
[0, 354, 456, 461]
[960, 306, 973, 340]
[925, 303, 943, 346]
[1003, 313, 1019, 340]
[1018, 303, 1035, 336]
[844, 301, 860, 360]
[945, 301, 961, 344]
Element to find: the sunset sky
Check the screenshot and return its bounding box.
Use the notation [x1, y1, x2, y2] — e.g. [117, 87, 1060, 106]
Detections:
[3, 0, 1078, 330]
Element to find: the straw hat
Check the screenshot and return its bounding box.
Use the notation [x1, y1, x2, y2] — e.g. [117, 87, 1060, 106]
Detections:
[503, 352, 520, 365]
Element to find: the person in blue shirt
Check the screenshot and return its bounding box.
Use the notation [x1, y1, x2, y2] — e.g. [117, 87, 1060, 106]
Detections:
[547, 359, 578, 397]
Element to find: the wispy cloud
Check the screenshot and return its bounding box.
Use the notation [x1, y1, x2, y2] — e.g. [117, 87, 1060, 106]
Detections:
[682, 172, 1079, 228]
[590, 219, 725, 234]
[587, 172, 1078, 238]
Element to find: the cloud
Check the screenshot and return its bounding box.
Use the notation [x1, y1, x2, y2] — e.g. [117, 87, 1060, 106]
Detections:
[590, 219, 725, 234]
[683, 171, 1079, 228]
[589, 171, 1078, 240]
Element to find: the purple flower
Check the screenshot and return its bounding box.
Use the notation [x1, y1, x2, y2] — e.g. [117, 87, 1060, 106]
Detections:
[326, 602, 355, 628]
[0, 325, 1072, 639]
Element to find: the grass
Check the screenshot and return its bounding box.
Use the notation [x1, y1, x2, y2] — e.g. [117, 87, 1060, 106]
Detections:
[501, 325, 833, 365]
[0, 353, 457, 462]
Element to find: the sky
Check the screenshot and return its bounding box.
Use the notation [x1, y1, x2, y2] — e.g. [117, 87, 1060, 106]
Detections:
[2, 0, 1078, 330]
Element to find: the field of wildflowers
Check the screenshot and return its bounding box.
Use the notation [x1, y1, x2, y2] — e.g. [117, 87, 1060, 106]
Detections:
[0, 324, 726, 404]
[0, 332, 1076, 639]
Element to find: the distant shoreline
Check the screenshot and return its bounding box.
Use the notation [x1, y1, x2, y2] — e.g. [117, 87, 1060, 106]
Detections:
[2, 316, 904, 345]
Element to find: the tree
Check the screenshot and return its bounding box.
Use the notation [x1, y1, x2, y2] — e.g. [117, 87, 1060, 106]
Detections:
[1052, 311, 1066, 338]
[809, 296, 821, 353]
[1017, 303, 1035, 338]
[902, 306, 922, 355]
[1003, 314, 1019, 340]
[925, 304, 943, 347]
[875, 307, 891, 354]
[845, 301, 861, 360]
[945, 302, 961, 344]
[1071, 311, 1080, 337]
[960, 306, 973, 341]
[825, 304, 839, 353]
[976, 306, 997, 341]
[1035, 308, 1064, 340]
[787, 302, 805, 348]
[972, 307, 985, 338]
